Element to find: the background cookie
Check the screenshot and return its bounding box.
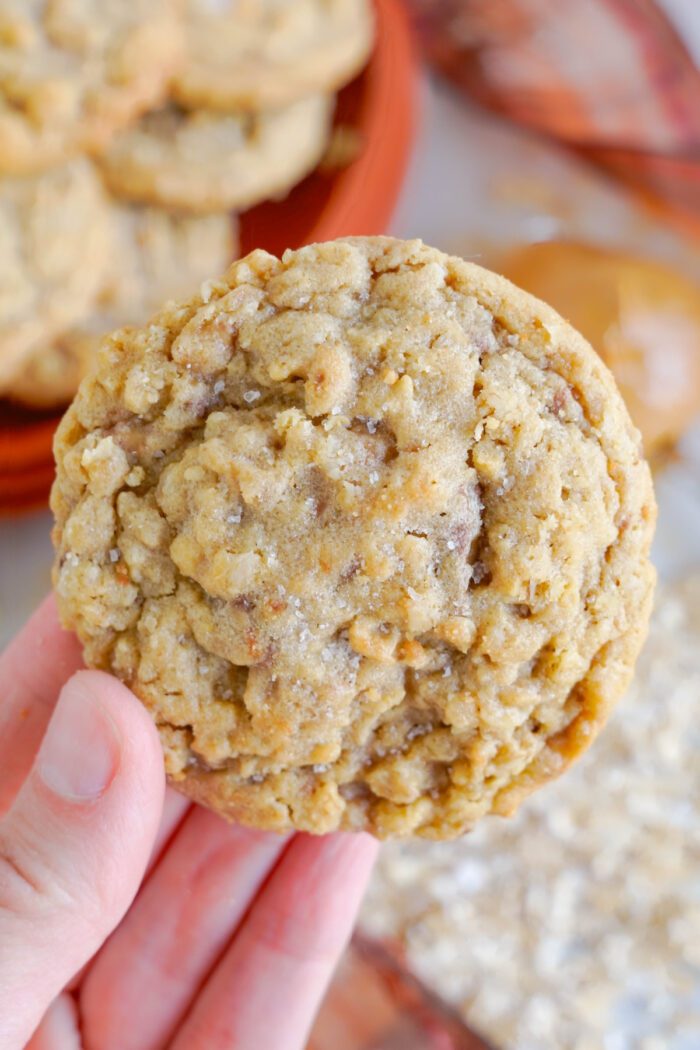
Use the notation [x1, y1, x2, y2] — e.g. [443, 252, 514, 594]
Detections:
[0, 159, 110, 393]
[100, 95, 334, 213]
[51, 237, 655, 840]
[0, 0, 183, 175]
[173, 0, 374, 112]
[8, 205, 238, 409]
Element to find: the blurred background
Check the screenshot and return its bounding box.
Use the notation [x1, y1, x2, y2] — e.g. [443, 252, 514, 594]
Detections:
[1, 3, 699, 1048]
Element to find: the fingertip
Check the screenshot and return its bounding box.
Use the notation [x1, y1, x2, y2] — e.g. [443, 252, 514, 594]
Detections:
[68, 670, 166, 796]
[32, 669, 167, 860]
[36, 675, 122, 803]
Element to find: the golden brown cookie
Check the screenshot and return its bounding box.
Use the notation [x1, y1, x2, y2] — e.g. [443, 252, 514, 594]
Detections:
[0, 159, 110, 393]
[497, 240, 700, 460]
[8, 205, 238, 409]
[51, 237, 656, 840]
[173, 0, 373, 112]
[100, 96, 333, 214]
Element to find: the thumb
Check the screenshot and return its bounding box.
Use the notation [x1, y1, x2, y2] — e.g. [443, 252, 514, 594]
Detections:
[0, 670, 165, 1049]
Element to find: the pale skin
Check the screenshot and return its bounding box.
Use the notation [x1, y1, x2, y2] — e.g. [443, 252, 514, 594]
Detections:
[0, 596, 379, 1050]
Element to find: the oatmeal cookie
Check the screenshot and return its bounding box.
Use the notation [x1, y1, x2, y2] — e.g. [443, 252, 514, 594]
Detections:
[173, 0, 373, 112]
[8, 205, 238, 409]
[51, 237, 656, 839]
[100, 96, 333, 214]
[0, 159, 110, 392]
[0, 0, 183, 175]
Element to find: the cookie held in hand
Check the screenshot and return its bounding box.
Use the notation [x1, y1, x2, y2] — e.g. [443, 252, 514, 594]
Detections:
[51, 237, 655, 839]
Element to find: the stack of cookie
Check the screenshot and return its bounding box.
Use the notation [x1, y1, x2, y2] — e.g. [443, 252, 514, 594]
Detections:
[0, 0, 374, 411]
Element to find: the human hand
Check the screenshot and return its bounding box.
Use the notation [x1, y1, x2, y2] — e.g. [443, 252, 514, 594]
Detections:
[0, 597, 378, 1050]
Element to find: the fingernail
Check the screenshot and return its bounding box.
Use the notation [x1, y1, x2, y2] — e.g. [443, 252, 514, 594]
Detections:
[37, 675, 121, 801]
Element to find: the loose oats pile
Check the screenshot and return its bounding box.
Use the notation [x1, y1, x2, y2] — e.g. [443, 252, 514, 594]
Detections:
[363, 575, 700, 1050]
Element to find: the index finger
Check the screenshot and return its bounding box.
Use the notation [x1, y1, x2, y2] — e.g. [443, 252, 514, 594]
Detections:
[0, 594, 83, 815]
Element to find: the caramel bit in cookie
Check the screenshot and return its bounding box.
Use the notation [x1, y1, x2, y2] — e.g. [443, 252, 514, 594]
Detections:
[52, 237, 655, 839]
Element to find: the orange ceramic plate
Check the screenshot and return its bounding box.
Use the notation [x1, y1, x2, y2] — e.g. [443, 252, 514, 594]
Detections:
[0, 0, 418, 514]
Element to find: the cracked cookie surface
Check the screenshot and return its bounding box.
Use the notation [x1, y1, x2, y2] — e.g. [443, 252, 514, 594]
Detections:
[173, 0, 373, 112]
[0, 0, 183, 174]
[51, 237, 656, 839]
